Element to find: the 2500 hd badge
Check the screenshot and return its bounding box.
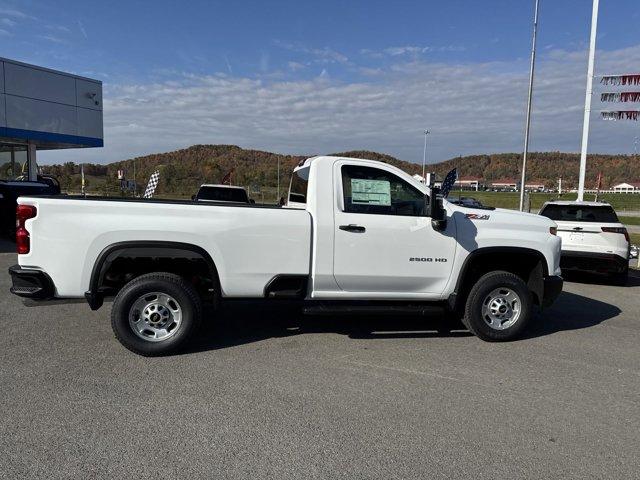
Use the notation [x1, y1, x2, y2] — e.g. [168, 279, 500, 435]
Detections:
[409, 257, 448, 262]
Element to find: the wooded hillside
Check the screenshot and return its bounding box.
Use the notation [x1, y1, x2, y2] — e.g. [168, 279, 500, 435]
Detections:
[40, 145, 640, 197]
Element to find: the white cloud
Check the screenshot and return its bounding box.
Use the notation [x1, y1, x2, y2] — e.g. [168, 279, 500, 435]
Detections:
[45, 23, 71, 33]
[1, 18, 16, 27]
[77, 19, 87, 40]
[287, 61, 306, 72]
[0, 7, 28, 18]
[223, 55, 232, 74]
[0, 27, 10, 36]
[383, 46, 423, 56]
[38, 34, 67, 44]
[39, 44, 640, 167]
[376, 45, 466, 57]
[273, 40, 349, 65]
[259, 51, 269, 72]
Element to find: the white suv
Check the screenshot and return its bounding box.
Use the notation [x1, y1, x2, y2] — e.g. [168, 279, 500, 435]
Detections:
[539, 201, 629, 284]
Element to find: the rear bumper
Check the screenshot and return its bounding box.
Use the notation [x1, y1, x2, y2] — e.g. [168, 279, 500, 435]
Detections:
[8, 265, 55, 299]
[542, 275, 563, 308]
[560, 251, 628, 275]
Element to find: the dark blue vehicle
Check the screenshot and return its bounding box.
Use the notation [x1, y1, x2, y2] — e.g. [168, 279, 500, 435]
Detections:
[0, 145, 60, 236]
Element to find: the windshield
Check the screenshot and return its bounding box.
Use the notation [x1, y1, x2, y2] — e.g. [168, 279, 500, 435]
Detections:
[540, 204, 619, 223]
[197, 187, 249, 202]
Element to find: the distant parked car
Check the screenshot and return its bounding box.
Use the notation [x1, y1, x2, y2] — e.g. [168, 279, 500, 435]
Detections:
[192, 184, 251, 204]
[539, 201, 629, 284]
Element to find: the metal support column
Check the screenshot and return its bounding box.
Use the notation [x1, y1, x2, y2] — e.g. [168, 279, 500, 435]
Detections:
[27, 142, 37, 181]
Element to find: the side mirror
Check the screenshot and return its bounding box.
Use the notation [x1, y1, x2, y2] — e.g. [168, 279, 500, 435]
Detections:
[426, 187, 447, 231]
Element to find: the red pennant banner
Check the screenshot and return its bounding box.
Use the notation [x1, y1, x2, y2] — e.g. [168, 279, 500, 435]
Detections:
[221, 168, 235, 185]
[601, 110, 640, 121]
[600, 74, 640, 86]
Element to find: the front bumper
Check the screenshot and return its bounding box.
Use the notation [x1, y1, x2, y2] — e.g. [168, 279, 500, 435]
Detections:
[560, 251, 628, 275]
[542, 275, 563, 308]
[8, 265, 55, 299]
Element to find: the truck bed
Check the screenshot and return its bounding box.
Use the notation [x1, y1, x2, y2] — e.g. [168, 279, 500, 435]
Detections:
[18, 195, 312, 298]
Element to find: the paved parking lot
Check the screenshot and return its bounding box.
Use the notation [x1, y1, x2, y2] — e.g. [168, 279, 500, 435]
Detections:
[1, 249, 639, 479]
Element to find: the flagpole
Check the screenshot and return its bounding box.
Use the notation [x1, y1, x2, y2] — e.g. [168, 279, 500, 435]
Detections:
[277, 157, 281, 199]
[81, 164, 85, 196]
[422, 130, 430, 182]
[519, 0, 540, 212]
[577, 0, 600, 202]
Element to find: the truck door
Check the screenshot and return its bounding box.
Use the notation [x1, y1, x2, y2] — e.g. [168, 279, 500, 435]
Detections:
[333, 163, 457, 295]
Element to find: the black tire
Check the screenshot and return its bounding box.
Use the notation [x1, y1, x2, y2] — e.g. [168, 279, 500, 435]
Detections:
[463, 271, 533, 342]
[111, 272, 202, 356]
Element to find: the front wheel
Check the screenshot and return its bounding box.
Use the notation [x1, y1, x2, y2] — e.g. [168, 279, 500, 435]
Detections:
[111, 272, 202, 356]
[463, 271, 533, 342]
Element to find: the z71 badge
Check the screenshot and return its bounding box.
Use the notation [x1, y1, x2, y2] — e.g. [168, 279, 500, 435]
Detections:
[465, 213, 490, 220]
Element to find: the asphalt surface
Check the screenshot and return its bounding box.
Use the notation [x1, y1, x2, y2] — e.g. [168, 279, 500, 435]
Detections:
[1, 250, 639, 479]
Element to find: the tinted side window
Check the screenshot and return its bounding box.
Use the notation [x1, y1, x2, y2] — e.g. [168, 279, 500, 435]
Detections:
[289, 168, 309, 204]
[341, 165, 425, 216]
[540, 205, 619, 223]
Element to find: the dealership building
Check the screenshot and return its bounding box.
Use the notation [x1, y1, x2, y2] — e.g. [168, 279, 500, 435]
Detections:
[0, 57, 103, 182]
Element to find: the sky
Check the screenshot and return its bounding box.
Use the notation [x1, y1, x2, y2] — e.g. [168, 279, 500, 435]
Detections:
[1, 0, 640, 165]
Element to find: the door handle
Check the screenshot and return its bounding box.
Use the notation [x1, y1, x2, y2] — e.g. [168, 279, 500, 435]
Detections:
[572, 227, 583, 231]
[339, 224, 366, 233]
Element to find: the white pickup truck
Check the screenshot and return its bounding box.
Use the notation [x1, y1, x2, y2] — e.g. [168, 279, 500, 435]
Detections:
[9, 156, 563, 355]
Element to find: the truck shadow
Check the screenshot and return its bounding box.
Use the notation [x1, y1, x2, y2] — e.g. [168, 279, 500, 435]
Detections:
[521, 290, 621, 339]
[185, 290, 620, 353]
[0, 236, 15, 254]
[562, 271, 640, 287]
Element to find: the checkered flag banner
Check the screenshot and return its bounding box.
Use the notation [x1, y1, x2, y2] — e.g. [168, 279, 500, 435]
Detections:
[143, 170, 160, 198]
[440, 168, 457, 198]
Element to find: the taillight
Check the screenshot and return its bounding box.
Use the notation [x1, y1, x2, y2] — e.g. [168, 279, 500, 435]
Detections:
[16, 204, 37, 255]
[602, 226, 630, 242]
[549, 226, 557, 236]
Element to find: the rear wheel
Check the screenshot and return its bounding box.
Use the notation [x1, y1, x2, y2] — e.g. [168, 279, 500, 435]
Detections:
[463, 271, 533, 341]
[111, 272, 202, 356]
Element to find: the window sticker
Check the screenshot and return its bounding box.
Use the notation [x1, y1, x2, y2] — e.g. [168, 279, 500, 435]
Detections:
[351, 179, 391, 205]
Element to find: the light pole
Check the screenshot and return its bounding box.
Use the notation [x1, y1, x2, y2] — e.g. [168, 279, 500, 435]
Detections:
[422, 130, 430, 182]
[577, 0, 600, 202]
[277, 157, 281, 200]
[519, 0, 540, 212]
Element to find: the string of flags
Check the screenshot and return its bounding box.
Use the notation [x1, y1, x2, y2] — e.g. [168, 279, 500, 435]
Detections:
[600, 74, 640, 121]
[601, 111, 640, 121]
[601, 92, 640, 103]
[600, 74, 640, 86]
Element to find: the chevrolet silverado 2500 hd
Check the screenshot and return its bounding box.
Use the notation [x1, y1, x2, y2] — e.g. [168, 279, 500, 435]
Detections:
[9, 156, 563, 355]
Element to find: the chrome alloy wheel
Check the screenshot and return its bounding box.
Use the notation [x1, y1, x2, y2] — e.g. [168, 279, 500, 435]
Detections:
[128, 292, 183, 342]
[481, 287, 521, 330]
